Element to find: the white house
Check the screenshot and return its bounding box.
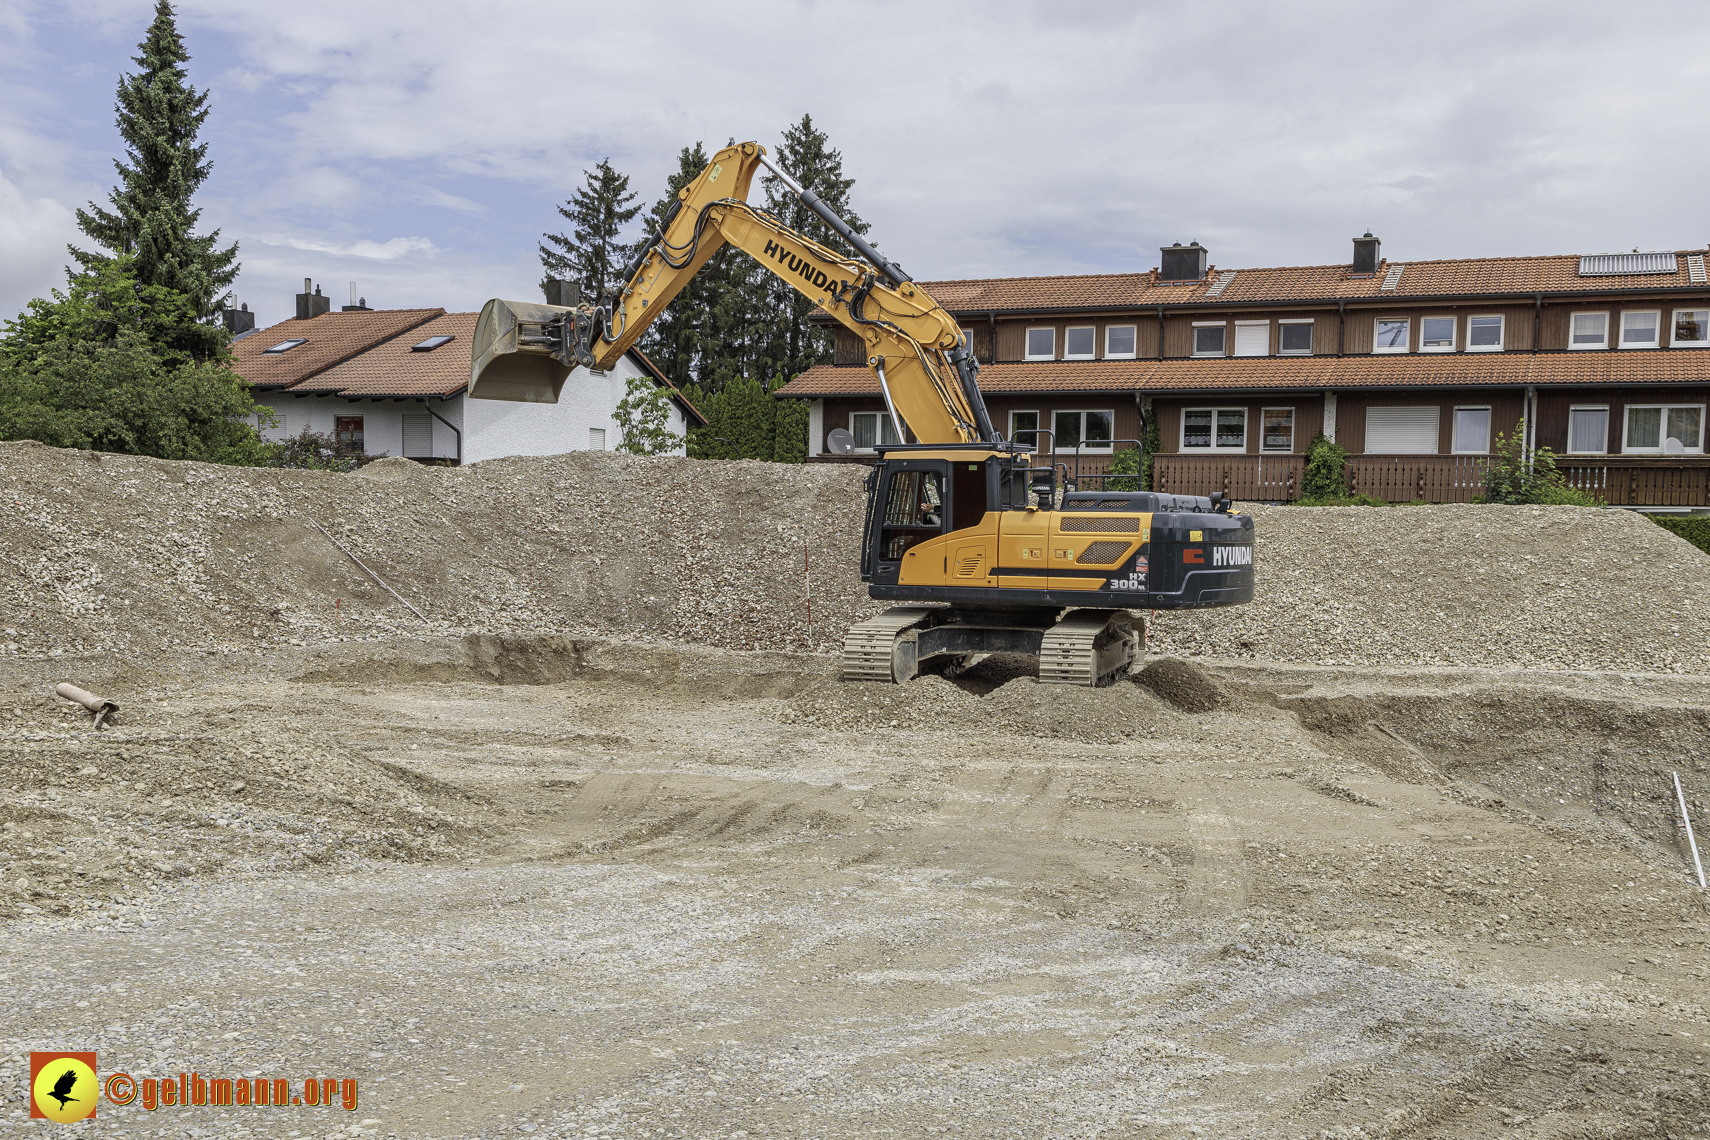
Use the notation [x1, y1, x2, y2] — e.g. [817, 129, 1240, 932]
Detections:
[230, 288, 702, 463]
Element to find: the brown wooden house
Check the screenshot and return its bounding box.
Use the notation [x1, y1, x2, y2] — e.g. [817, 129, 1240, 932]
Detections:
[773, 236, 1710, 507]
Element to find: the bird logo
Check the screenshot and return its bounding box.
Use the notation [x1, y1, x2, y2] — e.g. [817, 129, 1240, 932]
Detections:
[29, 1053, 98, 1123]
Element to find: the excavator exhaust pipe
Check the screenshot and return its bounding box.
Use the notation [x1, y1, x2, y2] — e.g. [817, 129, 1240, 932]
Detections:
[468, 297, 580, 403]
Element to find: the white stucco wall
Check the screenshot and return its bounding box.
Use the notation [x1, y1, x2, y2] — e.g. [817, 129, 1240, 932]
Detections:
[462, 352, 688, 464]
[252, 395, 462, 460]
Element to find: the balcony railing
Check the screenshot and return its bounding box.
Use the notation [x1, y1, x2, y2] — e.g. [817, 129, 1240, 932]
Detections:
[1152, 453, 1710, 506]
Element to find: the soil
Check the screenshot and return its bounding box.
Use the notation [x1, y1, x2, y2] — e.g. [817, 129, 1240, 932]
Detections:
[0, 444, 1707, 1139]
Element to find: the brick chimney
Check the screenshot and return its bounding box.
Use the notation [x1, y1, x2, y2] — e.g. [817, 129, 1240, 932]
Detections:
[296, 278, 330, 321]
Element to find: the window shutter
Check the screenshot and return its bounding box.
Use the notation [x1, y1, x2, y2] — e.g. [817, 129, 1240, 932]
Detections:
[589, 428, 606, 450]
[402, 414, 433, 458]
[1365, 407, 1439, 454]
[1232, 322, 1269, 357]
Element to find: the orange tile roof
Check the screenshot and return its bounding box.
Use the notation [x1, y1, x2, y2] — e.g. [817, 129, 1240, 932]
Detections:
[776, 350, 1710, 397]
[291, 311, 477, 398]
[896, 249, 1710, 314]
[230, 309, 445, 389]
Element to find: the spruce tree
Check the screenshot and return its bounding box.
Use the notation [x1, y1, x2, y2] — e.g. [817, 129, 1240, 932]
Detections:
[637, 143, 712, 389]
[540, 159, 643, 301]
[72, 0, 237, 360]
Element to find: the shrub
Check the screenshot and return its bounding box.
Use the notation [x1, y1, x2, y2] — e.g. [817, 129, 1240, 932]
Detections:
[263, 428, 374, 472]
[1648, 514, 1710, 555]
[1479, 420, 1601, 506]
[612, 372, 683, 456]
[1300, 431, 1348, 500]
[1106, 445, 1141, 491]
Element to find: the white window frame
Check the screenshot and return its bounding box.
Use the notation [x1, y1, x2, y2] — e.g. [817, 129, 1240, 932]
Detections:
[1180, 407, 1249, 453]
[1566, 404, 1610, 455]
[1191, 321, 1227, 358]
[1232, 319, 1270, 358]
[850, 410, 903, 453]
[1465, 314, 1504, 353]
[959, 327, 976, 353]
[1569, 311, 1609, 350]
[1277, 318, 1314, 356]
[1451, 405, 1492, 454]
[1372, 317, 1411, 353]
[1621, 403, 1706, 455]
[1104, 324, 1138, 360]
[1671, 308, 1710, 348]
[1024, 327, 1056, 361]
[1062, 325, 1097, 360]
[1619, 309, 1661, 350]
[1259, 407, 1295, 452]
[1008, 409, 1041, 452]
[1419, 315, 1457, 353]
[1052, 409, 1116, 454]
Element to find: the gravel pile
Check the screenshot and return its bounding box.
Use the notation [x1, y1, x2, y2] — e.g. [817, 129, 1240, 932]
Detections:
[1, 440, 1704, 673]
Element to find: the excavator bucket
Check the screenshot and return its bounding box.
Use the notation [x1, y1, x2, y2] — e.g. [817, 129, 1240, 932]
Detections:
[468, 297, 573, 403]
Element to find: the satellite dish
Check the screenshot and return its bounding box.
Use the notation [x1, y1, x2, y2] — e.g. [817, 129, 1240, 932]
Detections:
[1665, 435, 1686, 455]
[827, 428, 855, 456]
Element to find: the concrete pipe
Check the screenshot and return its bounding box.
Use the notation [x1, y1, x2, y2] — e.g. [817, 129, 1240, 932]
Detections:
[56, 683, 118, 729]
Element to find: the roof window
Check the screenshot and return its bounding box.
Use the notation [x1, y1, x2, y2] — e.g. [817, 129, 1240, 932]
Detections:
[411, 335, 456, 352]
[1579, 252, 1678, 276]
[263, 338, 307, 354]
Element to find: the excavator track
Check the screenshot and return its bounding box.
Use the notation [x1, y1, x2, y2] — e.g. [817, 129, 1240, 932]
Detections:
[1039, 610, 1139, 687]
[841, 607, 934, 682]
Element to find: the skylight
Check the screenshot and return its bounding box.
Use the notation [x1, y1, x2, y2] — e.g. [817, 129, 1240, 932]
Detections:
[263, 338, 307, 354]
[411, 335, 455, 352]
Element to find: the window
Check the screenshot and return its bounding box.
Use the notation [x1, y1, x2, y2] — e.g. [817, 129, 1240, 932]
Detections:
[1623, 404, 1704, 453]
[1181, 408, 1247, 452]
[1467, 315, 1503, 351]
[410, 335, 455, 352]
[402, 413, 434, 457]
[851, 411, 903, 451]
[1420, 316, 1456, 351]
[1620, 310, 1660, 349]
[334, 415, 365, 449]
[1278, 320, 1313, 355]
[1024, 327, 1055, 360]
[1063, 326, 1095, 359]
[1567, 406, 1609, 454]
[1365, 406, 1439, 453]
[1261, 408, 1294, 451]
[1569, 312, 1608, 349]
[1105, 325, 1137, 358]
[1192, 323, 1226, 357]
[1052, 410, 1114, 452]
[1373, 318, 1410, 353]
[959, 328, 976, 352]
[1672, 309, 1710, 347]
[1452, 406, 1491, 453]
[263, 338, 307, 354]
[1009, 410, 1040, 451]
[588, 427, 606, 450]
[1232, 320, 1269, 357]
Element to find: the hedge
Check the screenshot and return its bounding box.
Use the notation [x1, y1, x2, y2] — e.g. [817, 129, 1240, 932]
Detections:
[1647, 514, 1710, 555]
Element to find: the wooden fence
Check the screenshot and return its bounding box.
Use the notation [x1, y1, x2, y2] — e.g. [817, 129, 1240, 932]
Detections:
[1153, 453, 1710, 506]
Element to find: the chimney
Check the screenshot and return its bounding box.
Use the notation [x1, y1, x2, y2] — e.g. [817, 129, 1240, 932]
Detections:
[1158, 241, 1208, 283]
[1352, 232, 1381, 275]
[296, 278, 330, 321]
[221, 301, 255, 336]
[544, 278, 581, 307]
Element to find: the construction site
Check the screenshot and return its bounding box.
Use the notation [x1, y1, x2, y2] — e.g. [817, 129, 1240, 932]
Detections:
[0, 439, 1704, 1139]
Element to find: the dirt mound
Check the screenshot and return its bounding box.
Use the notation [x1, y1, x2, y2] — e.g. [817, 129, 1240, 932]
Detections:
[2, 442, 1707, 674]
[1134, 657, 1227, 712]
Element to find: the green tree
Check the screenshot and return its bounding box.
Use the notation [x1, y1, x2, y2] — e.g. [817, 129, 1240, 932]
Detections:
[1300, 431, 1349, 501]
[540, 158, 643, 301]
[613, 373, 684, 456]
[636, 143, 713, 390]
[1106, 446, 1141, 491]
[771, 395, 809, 463]
[1479, 421, 1600, 505]
[2, 253, 210, 368]
[71, 0, 237, 361]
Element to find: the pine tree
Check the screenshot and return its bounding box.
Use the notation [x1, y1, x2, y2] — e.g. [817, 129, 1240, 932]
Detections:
[540, 159, 643, 301]
[756, 114, 867, 384]
[636, 143, 712, 389]
[71, 0, 237, 360]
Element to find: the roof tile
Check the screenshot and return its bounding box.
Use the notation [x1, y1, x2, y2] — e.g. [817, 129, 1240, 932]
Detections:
[230, 308, 446, 389]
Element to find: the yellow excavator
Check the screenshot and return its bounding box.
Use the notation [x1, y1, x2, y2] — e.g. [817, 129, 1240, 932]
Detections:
[469, 141, 1254, 685]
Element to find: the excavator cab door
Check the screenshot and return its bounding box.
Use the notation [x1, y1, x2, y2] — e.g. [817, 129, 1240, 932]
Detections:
[868, 461, 949, 586]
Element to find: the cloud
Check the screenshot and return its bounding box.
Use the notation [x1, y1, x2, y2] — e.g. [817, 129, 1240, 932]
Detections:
[252, 234, 437, 260]
[0, 166, 80, 318]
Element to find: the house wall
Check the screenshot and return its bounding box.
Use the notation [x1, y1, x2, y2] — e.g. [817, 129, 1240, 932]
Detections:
[253, 394, 462, 460]
[1534, 386, 1710, 454]
[1329, 390, 1526, 455]
[1152, 398, 1324, 455]
[463, 353, 688, 463]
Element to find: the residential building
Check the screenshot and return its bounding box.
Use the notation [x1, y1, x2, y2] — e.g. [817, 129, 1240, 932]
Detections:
[774, 238, 1710, 507]
[229, 282, 704, 463]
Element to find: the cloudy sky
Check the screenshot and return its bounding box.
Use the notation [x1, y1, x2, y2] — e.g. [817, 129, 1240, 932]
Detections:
[4, 0, 1710, 329]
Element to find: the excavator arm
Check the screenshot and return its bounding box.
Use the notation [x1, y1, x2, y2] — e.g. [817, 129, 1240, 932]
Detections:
[469, 141, 997, 446]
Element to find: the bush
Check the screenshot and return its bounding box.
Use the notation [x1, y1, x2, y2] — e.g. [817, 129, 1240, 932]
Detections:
[1300, 431, 1348, 500]
[612, 372, 683, 456]
[1106, 445, 1141, 491]
[261, 428, 374, 472]
[1648, 514, 1710, 555]
[1479, 420, 1601, 506]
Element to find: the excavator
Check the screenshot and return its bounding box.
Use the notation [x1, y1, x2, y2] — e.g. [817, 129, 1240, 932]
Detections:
[468, 141, 1254, 685]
